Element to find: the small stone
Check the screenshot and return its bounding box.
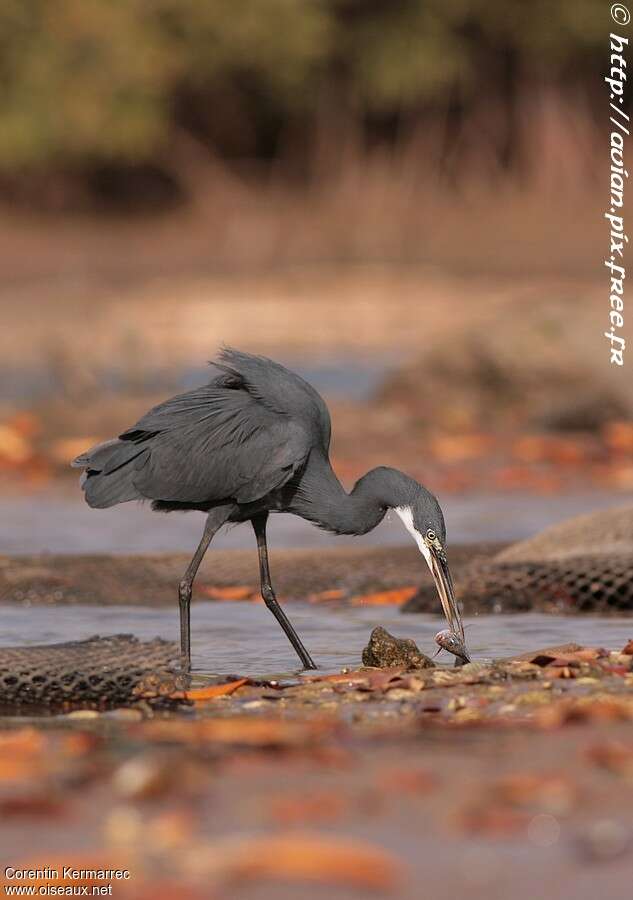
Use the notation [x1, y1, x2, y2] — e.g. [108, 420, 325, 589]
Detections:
[361, 627, 435, 669]
[577, 819, 631, 861]
[64, 710, 101, 719]
[112, 754, 173, 800]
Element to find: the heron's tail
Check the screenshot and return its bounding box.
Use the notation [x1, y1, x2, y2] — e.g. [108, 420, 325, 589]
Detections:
[71, 439, 148, 508]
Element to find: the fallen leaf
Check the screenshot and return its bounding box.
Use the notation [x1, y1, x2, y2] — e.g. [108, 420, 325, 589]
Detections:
[7, 412, 40, 438]
[0, 424, 32, 464]
[199, 585, 258, 601]
[0, 794, 67, 818]
[218, 833, 402, 891]
[528, 647, 604, 668]
[308, 589, 346, 603]
[141, 717, 339, 749]
[622, 639, 633, 656]
[454, 804, 530, 837]
[0, 729, 47, 782]
[351, 587, 417, 606]
[178, 678, 249, 702]
[537, 696, 633, 728]
[431, 433, 492, 463]
[586, 741, 633, 778]
[604, 421, 633, 453]
[492, 773, 576, 813]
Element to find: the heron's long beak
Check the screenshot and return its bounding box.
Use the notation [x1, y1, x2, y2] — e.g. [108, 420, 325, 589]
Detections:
[427, 543, 466, 646]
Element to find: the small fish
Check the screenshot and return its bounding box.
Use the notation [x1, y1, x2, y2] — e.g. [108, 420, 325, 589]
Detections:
[434, 629, 471, 666]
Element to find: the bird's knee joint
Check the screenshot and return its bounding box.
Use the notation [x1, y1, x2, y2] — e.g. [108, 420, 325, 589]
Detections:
[179, 581, 192, 604]
[261, 586, 276, 606]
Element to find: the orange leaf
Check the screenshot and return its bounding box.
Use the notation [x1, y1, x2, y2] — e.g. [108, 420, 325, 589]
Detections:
[351, 587, 417, 606]
[604, 421, 633, 453]
[142, 717, 337, 749]
[200, 585, 258, 601]
[430, 433, 492, 463]
[221, 833, 402, 890]
[587, 741, 633, 777]
[180, 678, 248, 702]
[308, 589, 346, 603]
[622, 639, 633, 655]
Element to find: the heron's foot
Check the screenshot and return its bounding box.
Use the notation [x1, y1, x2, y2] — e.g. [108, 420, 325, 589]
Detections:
[296, 646, 317, 670]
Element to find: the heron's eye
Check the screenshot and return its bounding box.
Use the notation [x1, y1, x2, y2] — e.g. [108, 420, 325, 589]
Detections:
[426, 529, 436, 541]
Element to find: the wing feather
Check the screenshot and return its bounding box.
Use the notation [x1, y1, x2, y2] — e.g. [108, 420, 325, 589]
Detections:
[120, 382, 310, 504]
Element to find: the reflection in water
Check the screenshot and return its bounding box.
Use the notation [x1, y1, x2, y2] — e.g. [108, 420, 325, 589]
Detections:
[0, 602, 630, 679]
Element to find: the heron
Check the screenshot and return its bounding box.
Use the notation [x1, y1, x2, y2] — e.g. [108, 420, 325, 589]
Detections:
[72, 348, 467, 669]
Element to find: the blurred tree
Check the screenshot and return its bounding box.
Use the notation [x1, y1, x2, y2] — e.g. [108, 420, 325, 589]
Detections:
[0, 0, 607, 208]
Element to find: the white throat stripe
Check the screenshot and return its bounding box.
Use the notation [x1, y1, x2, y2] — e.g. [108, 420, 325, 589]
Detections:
[395, 506, 432, 568]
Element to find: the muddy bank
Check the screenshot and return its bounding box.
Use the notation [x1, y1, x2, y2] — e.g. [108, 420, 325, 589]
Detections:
[3, 541, 633, 615]
[0, 544, 502, 607]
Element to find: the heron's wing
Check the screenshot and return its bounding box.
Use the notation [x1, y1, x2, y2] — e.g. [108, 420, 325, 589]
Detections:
[119, 383, 310, 504]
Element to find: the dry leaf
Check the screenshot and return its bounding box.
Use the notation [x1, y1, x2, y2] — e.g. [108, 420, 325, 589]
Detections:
[351, 587, 417, 606]
[0, 424, 32, 464]
[621, 639, 633, 656]
[199, 585, 258, 601]
[454, 804, 530, 837]
[177, 678, 249, 702]
[586, 741, 633, 777]
[141, 717, 338, 749]
[604, 421, 633, 453]
[308, 589, 346, 603]
[219, 833, 402, 891]
[430, 433, 492, 463]
[537, 696, 633, 728]
[492, 773, 576, 813]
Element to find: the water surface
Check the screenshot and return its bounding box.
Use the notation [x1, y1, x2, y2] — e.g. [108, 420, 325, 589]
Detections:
[1, 603, 630, 679]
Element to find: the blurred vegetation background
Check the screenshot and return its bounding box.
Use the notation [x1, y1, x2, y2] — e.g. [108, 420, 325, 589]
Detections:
[0, 0, 604, 211]
[2, 0, 631, 504]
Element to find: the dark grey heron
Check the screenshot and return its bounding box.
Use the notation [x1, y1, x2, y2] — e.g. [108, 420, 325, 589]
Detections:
[72, 348, 467, 669]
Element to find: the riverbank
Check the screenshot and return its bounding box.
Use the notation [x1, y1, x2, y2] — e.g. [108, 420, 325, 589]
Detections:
[1, 639, 632, 899]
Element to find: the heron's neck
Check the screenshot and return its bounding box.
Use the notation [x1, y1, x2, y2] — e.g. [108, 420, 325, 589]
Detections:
[289, 454, 419, 535]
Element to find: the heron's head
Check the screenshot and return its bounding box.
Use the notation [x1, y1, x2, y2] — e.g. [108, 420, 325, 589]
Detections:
[395, 491, 468, 655]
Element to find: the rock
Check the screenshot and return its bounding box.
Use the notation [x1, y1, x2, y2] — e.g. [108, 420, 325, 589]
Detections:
[362, 627, 435, 670]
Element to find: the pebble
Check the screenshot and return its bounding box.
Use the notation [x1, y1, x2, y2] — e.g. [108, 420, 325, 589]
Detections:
[577, 819, 632, 861]
[64, 710, 101, 720]
[112, 754, 173, 800]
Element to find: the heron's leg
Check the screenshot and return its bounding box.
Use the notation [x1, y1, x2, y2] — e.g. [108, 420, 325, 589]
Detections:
[179, 506, 232, 667]
[252, 513, 317, 670]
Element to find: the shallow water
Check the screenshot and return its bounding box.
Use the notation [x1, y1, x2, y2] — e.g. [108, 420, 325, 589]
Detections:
[1, 603, 631, 679]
